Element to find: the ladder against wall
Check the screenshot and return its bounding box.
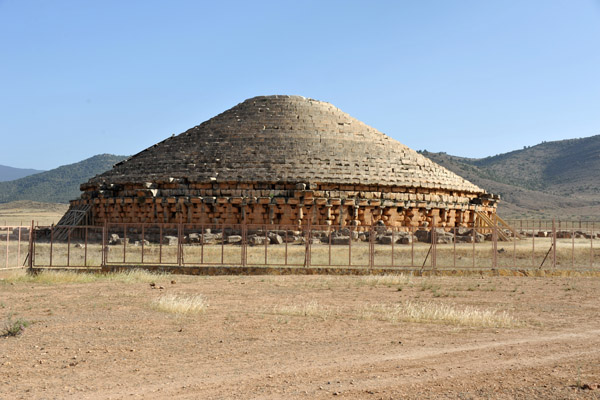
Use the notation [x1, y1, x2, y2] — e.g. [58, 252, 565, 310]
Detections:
[475, 212, 521, 241]
[52, 205, 92, 241]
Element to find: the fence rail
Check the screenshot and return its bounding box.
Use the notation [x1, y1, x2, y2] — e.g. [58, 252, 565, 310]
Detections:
[504, 219, 600, 230]
[0, 225, 30, 270]
[21, 220, 600, 271]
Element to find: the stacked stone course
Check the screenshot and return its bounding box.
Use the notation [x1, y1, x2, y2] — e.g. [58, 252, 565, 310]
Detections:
[69, 95, 498, 229]
[71, 182, 495, 228]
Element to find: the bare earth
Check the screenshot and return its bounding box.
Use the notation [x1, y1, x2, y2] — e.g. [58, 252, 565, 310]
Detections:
[1, 272, 599, 399]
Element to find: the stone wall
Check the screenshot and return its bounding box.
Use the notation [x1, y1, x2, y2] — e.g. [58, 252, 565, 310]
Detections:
[72, 181, 497, 228]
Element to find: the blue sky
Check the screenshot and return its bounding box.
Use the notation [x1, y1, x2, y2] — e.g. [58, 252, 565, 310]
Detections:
[1, 0, 599, 170]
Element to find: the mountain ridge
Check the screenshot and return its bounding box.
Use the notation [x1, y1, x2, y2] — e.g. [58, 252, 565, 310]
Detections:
[0, 154, 128, 204]
[422, 134, 600, 218]
[1, 134, 599, 218]
[0, 165, 45, 182]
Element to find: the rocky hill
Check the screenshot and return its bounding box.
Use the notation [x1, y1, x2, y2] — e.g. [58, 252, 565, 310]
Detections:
[0, 154, 128, 204]
[422, 134, 600, 219]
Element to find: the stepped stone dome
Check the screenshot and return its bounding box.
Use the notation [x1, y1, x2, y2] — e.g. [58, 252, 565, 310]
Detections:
[87, 95, 481, 192]
[72, 95, 498, 228]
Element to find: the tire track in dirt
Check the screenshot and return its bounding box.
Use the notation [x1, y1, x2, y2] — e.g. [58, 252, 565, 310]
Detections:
[95, 327, 600, 399]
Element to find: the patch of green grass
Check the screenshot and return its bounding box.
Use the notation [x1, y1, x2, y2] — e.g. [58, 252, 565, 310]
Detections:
[1, 315, 31, 337]
[420, 281, 441, 292]
[419, 281, 451, 297]
[432, 290, 450, 298]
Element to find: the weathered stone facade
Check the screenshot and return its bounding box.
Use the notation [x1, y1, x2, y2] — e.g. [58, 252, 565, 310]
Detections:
[69, 95, 498, 228]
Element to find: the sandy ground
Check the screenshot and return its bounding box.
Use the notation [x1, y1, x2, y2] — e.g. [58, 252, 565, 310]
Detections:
[1, 272, 599, 399]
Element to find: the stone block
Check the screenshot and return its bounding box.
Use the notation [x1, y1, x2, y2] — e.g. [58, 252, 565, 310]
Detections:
[414, 229, 429, 243]
[331, 236, 350, 245]
[378, 235, 394, 245]
[227, 235, 242, 244]
[248, 235, 267, 246]
[455, 235, 473, 243]
[108, 234, 121, 245]
[436, 232, 454, 244]
[267, 232, 283, 245]
[397, 235, 413, 244]
[164, 235, 178, 246]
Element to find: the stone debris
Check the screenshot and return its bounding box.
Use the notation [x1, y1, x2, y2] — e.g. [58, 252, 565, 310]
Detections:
[267, 232, 283, 245]
[331, 236, 350, 245]
[248, 235, 267, 246]
[227, 235, 242, 244]
[161, 236, 177, 246]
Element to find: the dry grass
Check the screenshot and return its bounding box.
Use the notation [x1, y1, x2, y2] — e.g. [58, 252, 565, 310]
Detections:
[152, 294, 208, 314]
[267, 297, 517, 328]
[270, 301, 333, 320]
[360, 301, 518, 328]
[0, 269, 169, 285]
[357, 274, 412, 287]
[104, 269, 168, 283]
[2, 270, 98, 284]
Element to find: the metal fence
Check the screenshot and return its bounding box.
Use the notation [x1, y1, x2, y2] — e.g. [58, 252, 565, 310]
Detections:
[24, 221, 600, 271]
[504, 219, 600, 230]
[0, 225, 30, 270]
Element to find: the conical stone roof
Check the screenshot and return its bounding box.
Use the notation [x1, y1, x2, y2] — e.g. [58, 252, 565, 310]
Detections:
[87, 95, 484, 194]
